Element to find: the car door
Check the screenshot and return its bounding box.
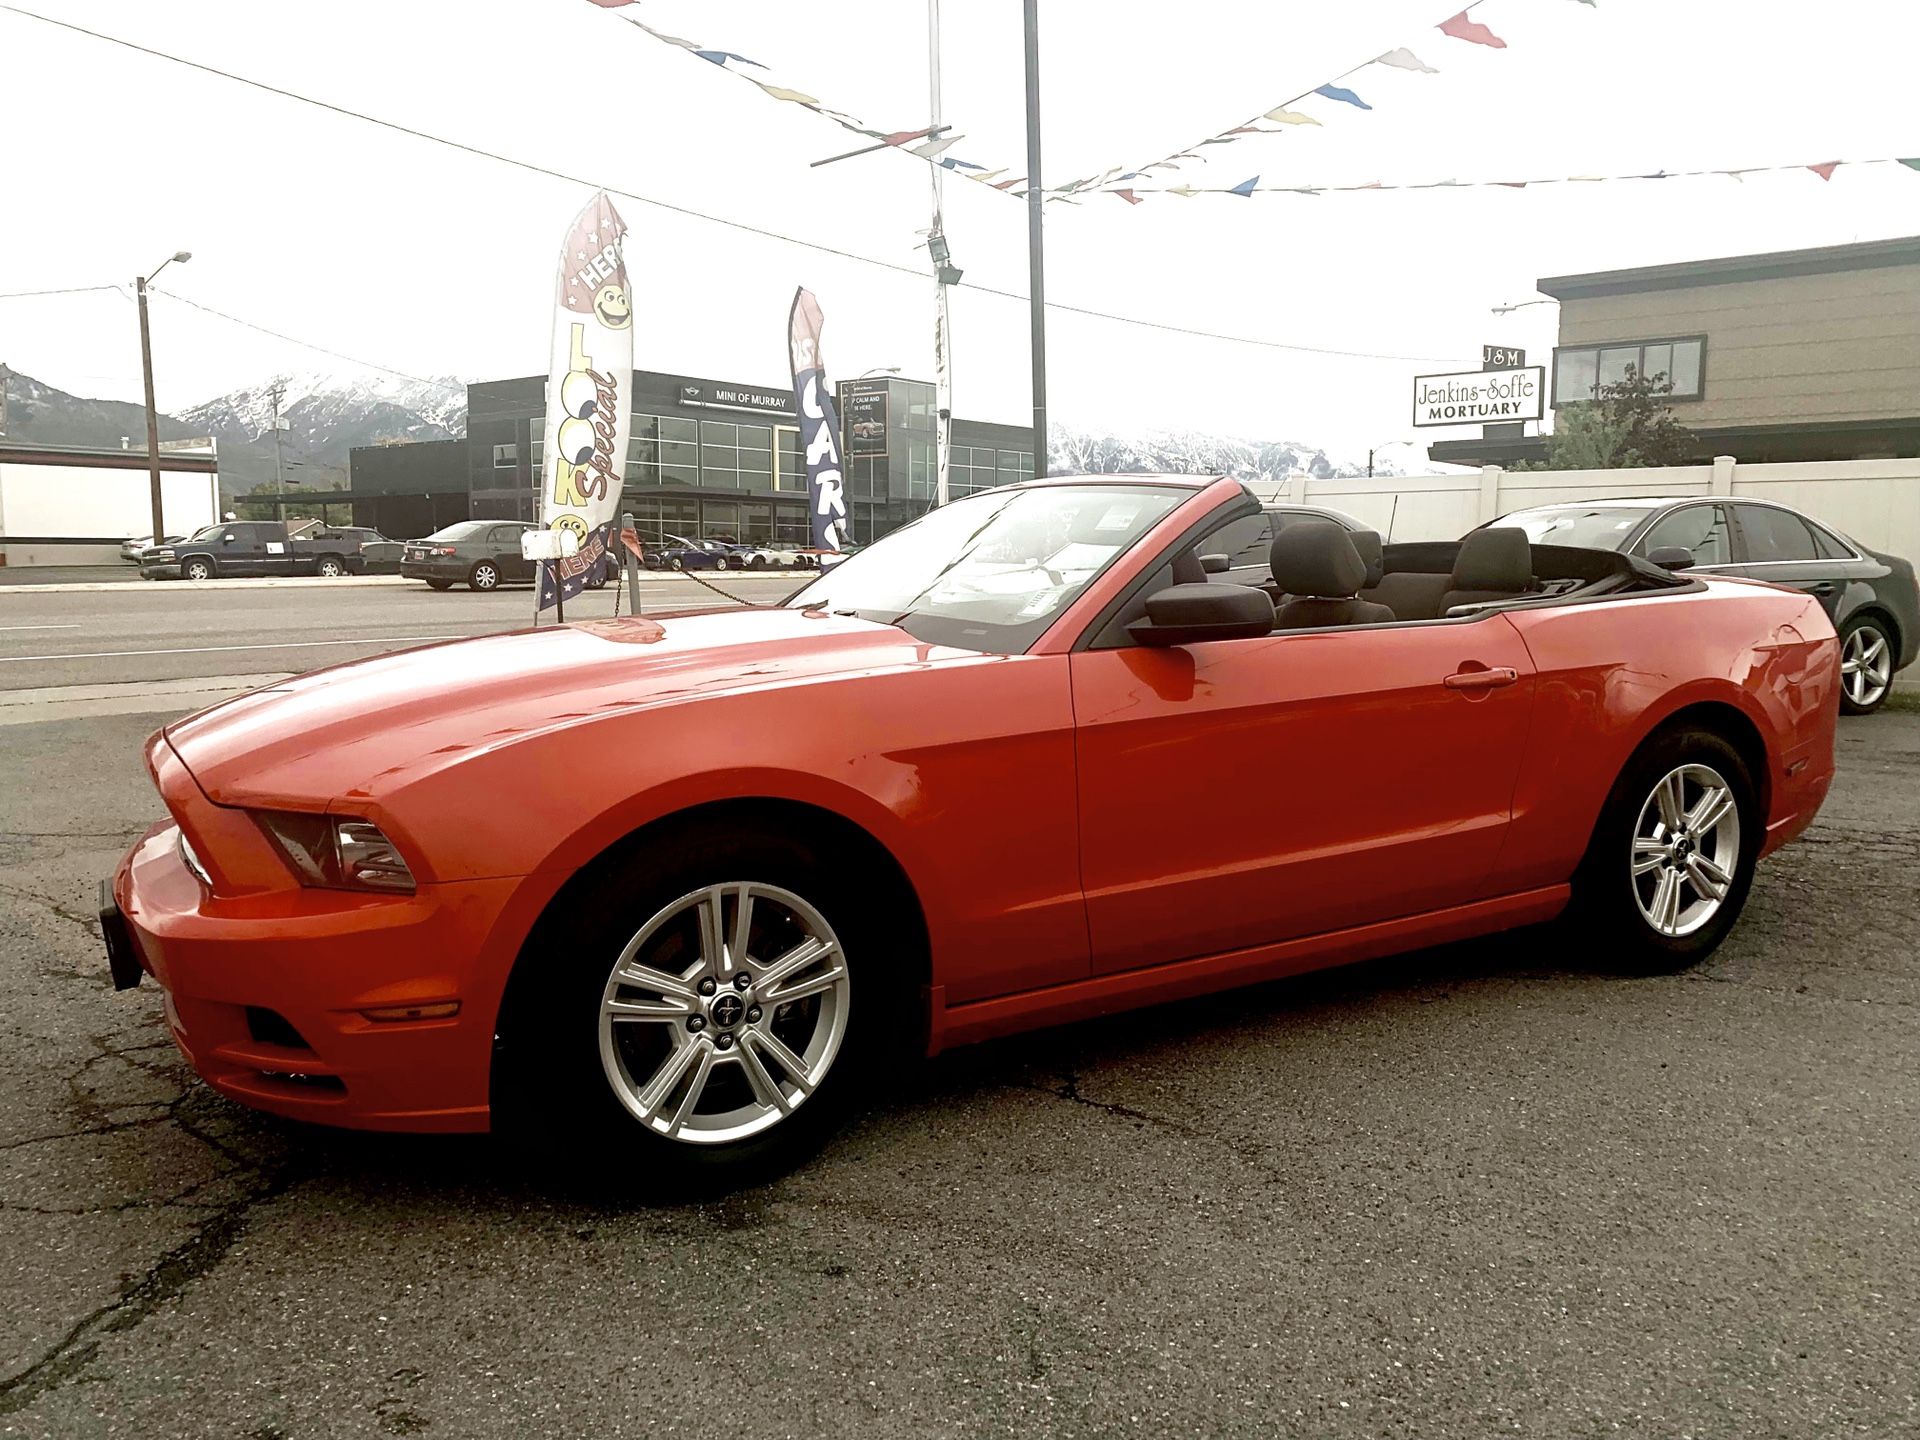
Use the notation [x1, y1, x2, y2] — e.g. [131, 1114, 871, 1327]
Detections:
[1070, 613, 1537, 974]
[490, 524, 532, 580]
[1729, 502, 1851, 621]
[1631, 503, 1739, 576]
[221, 522, 276, 575]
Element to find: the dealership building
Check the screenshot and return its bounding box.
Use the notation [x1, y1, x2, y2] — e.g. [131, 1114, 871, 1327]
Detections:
[349, 369, 1034, 545]
[1430, 234, 1920, 468]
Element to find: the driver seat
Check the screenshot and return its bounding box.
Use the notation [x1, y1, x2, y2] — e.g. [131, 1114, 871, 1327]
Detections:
[1270, 522, 1396, 631]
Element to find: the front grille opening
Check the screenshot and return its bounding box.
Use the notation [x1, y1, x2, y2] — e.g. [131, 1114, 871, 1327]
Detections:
[255, 1070, 346, 1093]
[246, 1006, 313, 1051]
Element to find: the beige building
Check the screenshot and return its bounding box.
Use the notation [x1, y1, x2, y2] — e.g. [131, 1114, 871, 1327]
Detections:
[1432, 235, 1920, 466]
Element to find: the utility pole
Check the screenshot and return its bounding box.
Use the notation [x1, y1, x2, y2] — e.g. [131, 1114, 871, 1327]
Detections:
[928, 0, 953, 508]
[0, 361, 12, 436]
[268, 381, 287, 524]
[1022, 0, 1048, 477]
[136, 251, 191, 542]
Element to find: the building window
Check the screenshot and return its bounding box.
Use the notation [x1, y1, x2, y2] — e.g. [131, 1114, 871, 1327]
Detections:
[849, 455, 886, 498]
[702, 499, 743, 543]
[773, 503, 809, 546]
[950, 444, 1003, 497]
[700, 420, 775, 491]
[997, 449, 1035, 487]
[627, 413, 699, 487]
[529, 437, 543, 476]
[492, 443, 518, 470]
[907, 440, 935, 499]
[1553, 336, 1705, 404]
[775, 426, 807, 492]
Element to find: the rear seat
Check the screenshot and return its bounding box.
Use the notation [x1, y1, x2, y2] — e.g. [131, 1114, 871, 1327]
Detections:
[1440, 527, 1534, 612]
[1362, 570, 1451, 621]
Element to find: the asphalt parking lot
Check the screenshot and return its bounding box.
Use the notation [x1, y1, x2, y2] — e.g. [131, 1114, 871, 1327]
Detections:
[0, 580, 1914, 1439]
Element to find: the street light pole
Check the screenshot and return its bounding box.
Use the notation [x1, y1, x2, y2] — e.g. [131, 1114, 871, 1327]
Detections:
[928, 0, 953, 508]
[1022, 0, 1047, 478]
[136, 251, 191, 543]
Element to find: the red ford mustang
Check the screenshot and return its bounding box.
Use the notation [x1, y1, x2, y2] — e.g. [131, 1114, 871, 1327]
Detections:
[105, 476, 1839, 1185]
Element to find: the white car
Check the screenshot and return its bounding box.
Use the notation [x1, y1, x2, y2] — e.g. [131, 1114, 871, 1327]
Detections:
[120, 534, 182, 563]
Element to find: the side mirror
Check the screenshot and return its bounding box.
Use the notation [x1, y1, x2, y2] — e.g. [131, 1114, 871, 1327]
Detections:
[1128, 583, 1274, 647]
[221, 532, 236, 544]
[1647, 545, 1695, 571]
[1199, 553, 1231, 574]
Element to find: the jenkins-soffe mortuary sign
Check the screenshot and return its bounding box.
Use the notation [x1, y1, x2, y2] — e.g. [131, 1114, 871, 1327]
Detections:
[1412, 365, 1546, 427]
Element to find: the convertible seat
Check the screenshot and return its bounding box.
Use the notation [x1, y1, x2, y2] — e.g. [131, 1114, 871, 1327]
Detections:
[1440, 527, 1535, 613]
[1362, 567, 1451, 622]
[1349, 529, 1384, 589]
[1269, 522, 1396, 631]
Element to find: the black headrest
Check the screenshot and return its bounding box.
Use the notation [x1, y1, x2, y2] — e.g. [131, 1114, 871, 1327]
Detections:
[1269, 521, 1366, 599]
[1349, 529, 1383, 589]
[1453, 527, 1533, 591]
[1169, 548, 1207, 586]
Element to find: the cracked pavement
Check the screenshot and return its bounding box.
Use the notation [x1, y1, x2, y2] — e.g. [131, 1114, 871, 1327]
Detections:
[1, 696, 1915, 1438]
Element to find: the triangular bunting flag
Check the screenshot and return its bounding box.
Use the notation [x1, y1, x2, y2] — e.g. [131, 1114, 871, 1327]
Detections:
[1900, 158, 1920, 171]
[1201, 137, 1238, 146]
[943, 158, 988, 171]
[755, 82, 819, 105]
[1375, 47, 1439, 72]
[881, 128, 937, 147]
[1438, 12, 1507, 47]
[1229, 175, 1260, 196]
[1113, 189, 1144, 205]
[991, 176, 1027, 190]
[1264, 107, 1322, 126]
[910, 134, 962, 159]
[1169, 185, 1200, 197]
[695, 49, 767, 68]
[1314, 84, 1372, 110]
[1807, 161, 1840, 180]
[969, 169, 1007, 183]
[1494, 181, 1528, 188]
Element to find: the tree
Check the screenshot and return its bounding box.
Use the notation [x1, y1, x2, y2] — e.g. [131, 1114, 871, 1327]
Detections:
[1520, 364, 1699, 470]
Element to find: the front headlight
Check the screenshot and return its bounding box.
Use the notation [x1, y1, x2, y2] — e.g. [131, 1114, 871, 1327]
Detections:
[252, 811, 417, 893]
[147, 548, 176, 560]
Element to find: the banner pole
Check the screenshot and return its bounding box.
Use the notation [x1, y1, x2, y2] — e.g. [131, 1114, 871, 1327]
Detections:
[622, 510, 642, 615]
[1022, 0, 1048, 478]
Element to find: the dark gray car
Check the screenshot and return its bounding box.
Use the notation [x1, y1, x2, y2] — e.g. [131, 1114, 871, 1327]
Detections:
[1493, 496, 1919, 714]
[400, 520, 541, 592]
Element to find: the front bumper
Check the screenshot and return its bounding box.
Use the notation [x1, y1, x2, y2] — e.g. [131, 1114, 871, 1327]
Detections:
[140, 563, 183, 580]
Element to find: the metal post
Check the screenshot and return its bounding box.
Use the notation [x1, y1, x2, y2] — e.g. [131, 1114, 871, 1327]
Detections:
[1021, 0, 1048, 478]
[136, 277, 165, 543]
[929, 0, 952, 508]
[622, 510, 642, 615]
[269, 381, 286, 525]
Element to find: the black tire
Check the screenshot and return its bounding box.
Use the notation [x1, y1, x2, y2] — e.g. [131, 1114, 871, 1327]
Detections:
[495, 820, 914, 1195]
[1566, 726, 1760, 974]
[182, 557, 215, 582]
[1836, 613, 1896, 716]
[669, 556, 684, 571]
[469, 560, 501, 592]
[315, 555, 347, 578]
[714, 556, 731, 572]
[750, 556, 769, 571]
[424, 579, 454, 591]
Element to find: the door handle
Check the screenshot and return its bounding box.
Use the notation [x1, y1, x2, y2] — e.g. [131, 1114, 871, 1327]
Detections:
[1444, 666, 1519, 691]
[1803, 581, 1837, 597]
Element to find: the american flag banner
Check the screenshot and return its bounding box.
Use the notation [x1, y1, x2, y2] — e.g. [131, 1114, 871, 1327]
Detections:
[537, 191, 634, 611]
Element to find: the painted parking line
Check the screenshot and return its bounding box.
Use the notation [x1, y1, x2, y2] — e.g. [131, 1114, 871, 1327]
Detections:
[0, 624, 82, 632]
[0, 673, 297, 727]
[0, 634, 467, 664]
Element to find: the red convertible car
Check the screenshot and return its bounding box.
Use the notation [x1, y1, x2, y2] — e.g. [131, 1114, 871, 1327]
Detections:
[105, 476, 1839, 1186]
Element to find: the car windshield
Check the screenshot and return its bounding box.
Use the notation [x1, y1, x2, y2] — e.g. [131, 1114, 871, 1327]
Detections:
[1497, 505, 1652, 549]
[787, 484, 1188, 653]
[186, 524, 225, 542]
[422, 521, 490, 542]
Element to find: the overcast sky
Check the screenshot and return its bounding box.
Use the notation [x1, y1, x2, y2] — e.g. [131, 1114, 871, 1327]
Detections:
[1, 0, 1915, 462]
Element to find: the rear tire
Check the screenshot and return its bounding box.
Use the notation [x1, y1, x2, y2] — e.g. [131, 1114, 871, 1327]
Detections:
[495, 821, 913, 1195]
[469, 561, 501, 592]
[315, 555, 347, 578]
[424, 579, 453, 591]
[1566, 726, 1759, 974]
[1837, 614, 1895, 715]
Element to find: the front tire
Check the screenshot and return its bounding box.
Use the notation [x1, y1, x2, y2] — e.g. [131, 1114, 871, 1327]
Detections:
[496, 823, 908, 1193]
[183, 558, 215, 582]
[1837, 614, 1895, 715]
[1568, 727, 1759, 973]
[714, 556, 731, 572]
[469, 560, 501, 592]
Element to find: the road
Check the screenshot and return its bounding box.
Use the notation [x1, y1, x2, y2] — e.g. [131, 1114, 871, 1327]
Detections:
[0, 572, 802, 693]
[0, 580, 1914, 1438]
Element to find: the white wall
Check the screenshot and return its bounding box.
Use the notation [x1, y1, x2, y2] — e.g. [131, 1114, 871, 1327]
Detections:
[0, 462, 220, 566]
[1299, 455, 1920, 558]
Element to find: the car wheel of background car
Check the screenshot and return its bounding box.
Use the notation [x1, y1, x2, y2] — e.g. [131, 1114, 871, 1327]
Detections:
[714, 556, 731, 572]
[1567, 725, 1759, 974]
[750, 555, 769, 570]
[469, 561, 501, 592]
[424, 579, 454, 591]
[495, 819, 912, 1194]
[315, 555, 346, 578]
[669, 556, 684, 570]
[183, 558, 215, 581]
[1837, 614, 1895, 715]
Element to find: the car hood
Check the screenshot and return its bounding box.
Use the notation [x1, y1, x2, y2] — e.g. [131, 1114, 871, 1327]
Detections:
[165, 607, 937, 807]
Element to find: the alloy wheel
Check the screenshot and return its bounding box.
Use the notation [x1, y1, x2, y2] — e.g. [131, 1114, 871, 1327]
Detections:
[472, 563, 498, 591]
[1841, 622, 1892, 710]
[1630, 763, 1741, 937]
[318, 559, 344, 577]
[185, 561, 212, 581]
[597, 882, 850, 1145]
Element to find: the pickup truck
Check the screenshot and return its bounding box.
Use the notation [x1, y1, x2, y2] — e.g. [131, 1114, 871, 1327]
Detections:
[139, 520, 369, 581]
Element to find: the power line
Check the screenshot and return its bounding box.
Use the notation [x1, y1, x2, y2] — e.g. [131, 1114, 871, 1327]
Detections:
[149, 290, 464, 393]
[0, 284, 126, 301]
[0, 3, 1467, 366]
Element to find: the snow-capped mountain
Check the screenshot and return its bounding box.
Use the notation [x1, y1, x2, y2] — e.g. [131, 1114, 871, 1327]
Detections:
[178, 369, 468, 454]
[1048, 424, 1390, 486]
